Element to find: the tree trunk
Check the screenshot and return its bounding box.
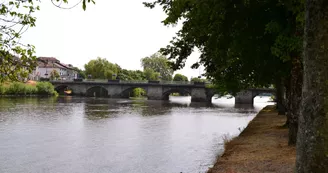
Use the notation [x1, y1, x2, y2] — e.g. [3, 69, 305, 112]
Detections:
[276, 78, 286, 115]
[288, 56, 303, 145]
[283, 77, 291, 128]
[296, 0, 328, 171]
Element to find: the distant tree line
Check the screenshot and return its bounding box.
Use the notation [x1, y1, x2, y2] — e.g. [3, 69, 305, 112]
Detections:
[79, 53, 200, 82]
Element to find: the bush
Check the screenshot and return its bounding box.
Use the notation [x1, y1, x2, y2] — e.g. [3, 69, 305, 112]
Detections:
[0, 82, 57, 96]
[36, 82, 57, 95]
[0, 85, 7, 95]
[25, 85, 38, 95]
[6, 82, 26, 95]
[132, 88, 146, 97]
[191, 77, 207, 83]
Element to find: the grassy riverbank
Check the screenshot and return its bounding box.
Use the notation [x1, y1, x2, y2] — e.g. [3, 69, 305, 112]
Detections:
[208, 105, 296, 173]
[0, 81, 58, 96]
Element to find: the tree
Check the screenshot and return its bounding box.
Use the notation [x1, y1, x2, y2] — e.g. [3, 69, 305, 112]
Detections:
[117, 69, 146, 81]
[145, 0, 286, 92]
[141, 53, 173, 81]
[0, 0, 94, 82]
[49, 70, 60, 80]
[84, 57, 119, 79]
[145, 0, 303, 145]
[144, 68, 160, 81]
[296, 0, 328, 171]
[173, 73, 188, 81]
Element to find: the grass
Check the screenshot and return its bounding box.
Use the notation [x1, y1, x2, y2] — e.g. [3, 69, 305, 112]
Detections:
[207, 105, 296, 173]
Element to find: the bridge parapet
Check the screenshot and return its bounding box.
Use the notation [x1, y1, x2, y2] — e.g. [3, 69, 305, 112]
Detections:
[50, 79, 208, 85]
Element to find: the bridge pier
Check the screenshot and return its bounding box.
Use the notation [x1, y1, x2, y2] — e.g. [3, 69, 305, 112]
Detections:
[191, 88, 208, 102]
[235, 90, 254, 104]
[107, 86, 123, 98]
[147, 86, 163, 100]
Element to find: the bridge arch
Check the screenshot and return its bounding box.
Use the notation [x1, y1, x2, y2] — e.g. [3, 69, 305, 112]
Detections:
[162, 88, 191, 100]
[252, 90, 275, 103]
[120, 87, 148, 98]
[86, 86, 108, 97]
[55, 85, 74, 95]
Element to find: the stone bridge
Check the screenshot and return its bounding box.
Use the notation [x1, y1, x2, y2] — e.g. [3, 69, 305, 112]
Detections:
[51, 80, 275, 104]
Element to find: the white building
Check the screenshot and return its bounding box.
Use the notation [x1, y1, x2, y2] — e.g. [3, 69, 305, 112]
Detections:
[29, 57, 78, 81]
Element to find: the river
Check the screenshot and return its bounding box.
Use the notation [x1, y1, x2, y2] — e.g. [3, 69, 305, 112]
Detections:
[0, 96, 273, 173]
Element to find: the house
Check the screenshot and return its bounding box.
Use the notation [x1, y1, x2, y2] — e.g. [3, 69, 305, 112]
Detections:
[29, 57, 78, 81]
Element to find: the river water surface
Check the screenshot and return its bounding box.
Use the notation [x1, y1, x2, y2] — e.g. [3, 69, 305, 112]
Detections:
[0, 96, 272, 173]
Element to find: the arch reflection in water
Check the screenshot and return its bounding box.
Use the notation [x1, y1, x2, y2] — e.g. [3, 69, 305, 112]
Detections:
[84, 99, 120, 119]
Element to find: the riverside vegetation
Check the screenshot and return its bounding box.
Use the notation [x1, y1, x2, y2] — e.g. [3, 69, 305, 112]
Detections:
[0, 82, 58, 96]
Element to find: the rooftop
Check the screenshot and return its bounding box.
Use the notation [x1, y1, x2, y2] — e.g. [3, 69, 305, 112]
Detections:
[36, 57, 77, 71]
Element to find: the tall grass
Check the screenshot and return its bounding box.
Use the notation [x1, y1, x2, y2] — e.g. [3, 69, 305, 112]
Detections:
[0, 82, 57, 96]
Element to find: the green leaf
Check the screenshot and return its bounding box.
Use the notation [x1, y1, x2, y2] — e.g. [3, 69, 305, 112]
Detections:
[82, 0, 86, 10]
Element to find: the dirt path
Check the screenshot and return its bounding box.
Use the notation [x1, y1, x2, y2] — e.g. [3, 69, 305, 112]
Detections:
[208, 105, 296, 173]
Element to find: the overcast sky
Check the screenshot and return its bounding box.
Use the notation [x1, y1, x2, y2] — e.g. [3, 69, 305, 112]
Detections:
[20, 0, 204, 79]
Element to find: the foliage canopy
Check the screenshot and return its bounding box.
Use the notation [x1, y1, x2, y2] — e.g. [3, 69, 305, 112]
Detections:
[0, 0, 95, 82]
[141, 53, 173, 81]
[144, 0, 303, 94]
[173, 73, 188, 81]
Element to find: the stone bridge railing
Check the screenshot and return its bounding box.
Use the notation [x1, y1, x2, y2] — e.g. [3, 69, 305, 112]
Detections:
[49, 79, 211, 85]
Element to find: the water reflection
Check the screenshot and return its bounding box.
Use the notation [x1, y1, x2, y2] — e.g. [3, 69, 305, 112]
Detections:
[0, 96, 273, 173]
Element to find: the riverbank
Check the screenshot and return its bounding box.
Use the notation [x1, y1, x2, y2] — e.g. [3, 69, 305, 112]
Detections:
[208, 105, 296, 173]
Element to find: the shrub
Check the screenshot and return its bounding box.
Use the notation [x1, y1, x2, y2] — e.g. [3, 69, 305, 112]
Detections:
[36, 82, 57, 95]
[132, 88, 146, 97]
[25, 85, 38, 95]
[7, 82, 26, 95]
[0, 85, 7, 95]
[0, 82, 57, 96]
[191, 77, 207, 83]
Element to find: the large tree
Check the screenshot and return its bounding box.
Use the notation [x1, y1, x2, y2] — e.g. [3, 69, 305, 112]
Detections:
[0, 0, 94, 82]
[296, 0, 328, 171]
[145, 0, 303, 145]
[141, 52, 173, 81]
[144, 0, 287, 92]
[84, 57, 119, 79]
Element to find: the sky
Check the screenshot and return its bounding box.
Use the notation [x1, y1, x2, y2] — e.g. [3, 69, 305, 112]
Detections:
[20, 0, 205, 79]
